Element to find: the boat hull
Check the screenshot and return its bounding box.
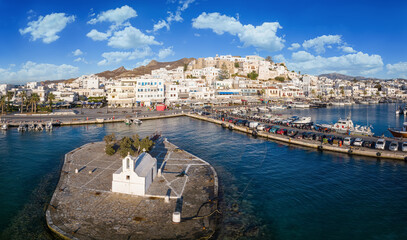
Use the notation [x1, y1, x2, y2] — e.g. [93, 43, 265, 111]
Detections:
[388, 128, 407, 138]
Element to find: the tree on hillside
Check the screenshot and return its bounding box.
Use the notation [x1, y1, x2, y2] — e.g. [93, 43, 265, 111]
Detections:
[266, 56, 273, 62]
[329, 89, 334, 98]
[374, 84, 382, 91]
[234, 62, 239, 68]
[218, 63, 229, 81]
[275, 76, 285, 82]
[340, 86, 345, 96]
[247, 71, 258, 80]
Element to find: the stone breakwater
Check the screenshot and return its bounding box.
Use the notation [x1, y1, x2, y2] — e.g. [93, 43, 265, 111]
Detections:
[187, 113, 407, 161]
[46, 137, 219, 239]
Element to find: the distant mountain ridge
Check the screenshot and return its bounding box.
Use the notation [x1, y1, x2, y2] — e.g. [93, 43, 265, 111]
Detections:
[40, 58, 195, 85]
[318, 73, 406, 81]
[95, 58, 195, 79]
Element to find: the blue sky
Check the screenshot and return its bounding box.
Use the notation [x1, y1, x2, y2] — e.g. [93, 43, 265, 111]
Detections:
[0, 0, 406, 84]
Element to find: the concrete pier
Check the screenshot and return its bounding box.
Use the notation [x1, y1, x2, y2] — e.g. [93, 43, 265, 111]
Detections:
[187, 113, 407, 161]
[46, 137, 219, 239]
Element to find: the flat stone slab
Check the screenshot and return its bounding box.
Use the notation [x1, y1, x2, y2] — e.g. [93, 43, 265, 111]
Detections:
[47, 137, 219, 239]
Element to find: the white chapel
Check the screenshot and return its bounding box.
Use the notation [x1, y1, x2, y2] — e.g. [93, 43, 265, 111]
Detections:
[112, 152, 157, 196]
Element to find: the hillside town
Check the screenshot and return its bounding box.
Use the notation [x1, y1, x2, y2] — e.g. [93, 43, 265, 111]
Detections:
[1, 55, 407, 111]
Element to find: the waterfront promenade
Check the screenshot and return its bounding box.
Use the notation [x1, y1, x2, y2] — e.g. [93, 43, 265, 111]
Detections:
[46, 137, 219, 239]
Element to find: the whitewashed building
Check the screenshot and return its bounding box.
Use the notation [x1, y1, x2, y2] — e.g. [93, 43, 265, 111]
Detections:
[112, 152, 157, 196]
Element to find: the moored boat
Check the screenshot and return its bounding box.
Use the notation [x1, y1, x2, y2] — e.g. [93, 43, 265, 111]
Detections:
[132, 119, 142, 124]
[45, 122, 53, 131]
[388, 122, 407, 138]
[96, 118, 105, 123]
[1, 123, 8, 130]
[18, 123, 27, 132]
[292, 117, 312, 125]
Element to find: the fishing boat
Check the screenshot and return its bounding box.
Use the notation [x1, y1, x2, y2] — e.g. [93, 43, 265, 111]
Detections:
[132, 119, 142, 124]
[124, 119, 132, 125]
[331, 114, 374, 136]
[388, 122, 407, 138]
[1, 123, 8, 130]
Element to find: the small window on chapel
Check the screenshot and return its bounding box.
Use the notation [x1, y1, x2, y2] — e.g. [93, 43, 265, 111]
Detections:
[126, 175, 130, 180]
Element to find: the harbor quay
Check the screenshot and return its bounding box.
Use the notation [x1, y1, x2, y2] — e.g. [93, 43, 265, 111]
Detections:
[0, 108, 186, 127]
[187, 113, 407, 161]
[46, 137, 219, 239]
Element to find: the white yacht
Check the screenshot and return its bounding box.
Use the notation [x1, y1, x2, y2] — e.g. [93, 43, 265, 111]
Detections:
[18, 124, 27, 132]
[292, 117, 312, 125]
[45, 122, 53, 131]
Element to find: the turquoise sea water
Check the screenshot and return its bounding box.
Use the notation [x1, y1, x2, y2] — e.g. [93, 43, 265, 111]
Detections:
[0, 104, 407, 239]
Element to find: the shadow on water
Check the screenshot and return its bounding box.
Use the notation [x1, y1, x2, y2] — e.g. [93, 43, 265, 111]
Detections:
[0, 159, 63, 240]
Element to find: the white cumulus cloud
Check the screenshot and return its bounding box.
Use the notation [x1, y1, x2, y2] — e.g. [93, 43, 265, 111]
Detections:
[0, 61, 78, 84]
[288, 43, 300, 51]
[340, 46, 356, 53]
[302, 35, 342, 54]
[386, 62, 407, 78]
[72, 49, 83, 56]
[88, 5, 137, 25]
[192, 12, 284, 52]
[86, 29, 111, 41]
[19, 13, 75, 44]
[98, 47, 153, 66]
[158, 47, 175, 59]
[152, 0, 195, 32]
[107, 26, 161, 49]
[287, 50, 383, 76]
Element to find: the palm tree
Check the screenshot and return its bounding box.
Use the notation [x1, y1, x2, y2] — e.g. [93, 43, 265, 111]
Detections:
[48, 93, 55, 111]
[0, 96, 6, 115]
[31, 93, 40, 113]
[18, 91, 27, 113]
[6, 91, 13, 112]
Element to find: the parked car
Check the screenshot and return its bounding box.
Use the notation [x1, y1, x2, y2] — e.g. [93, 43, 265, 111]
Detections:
[270, 127, 280, 133]
[362, 140, 374, 148]
[333, 136, 343, 146]
[402, 142, 407, 152]
[375, 139, 386, 150]
[304, 132, 314, 140]
[276, 129, 287, 135]
[343, 137, 352, 146]
[313, 133, 324, 141]
[389, 141, 399, 151]
[287, 130, 298, 137]
[353, 138, 363, 146]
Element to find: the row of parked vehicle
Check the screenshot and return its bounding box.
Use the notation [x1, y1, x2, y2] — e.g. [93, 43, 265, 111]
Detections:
[219, 115, 407, 152]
